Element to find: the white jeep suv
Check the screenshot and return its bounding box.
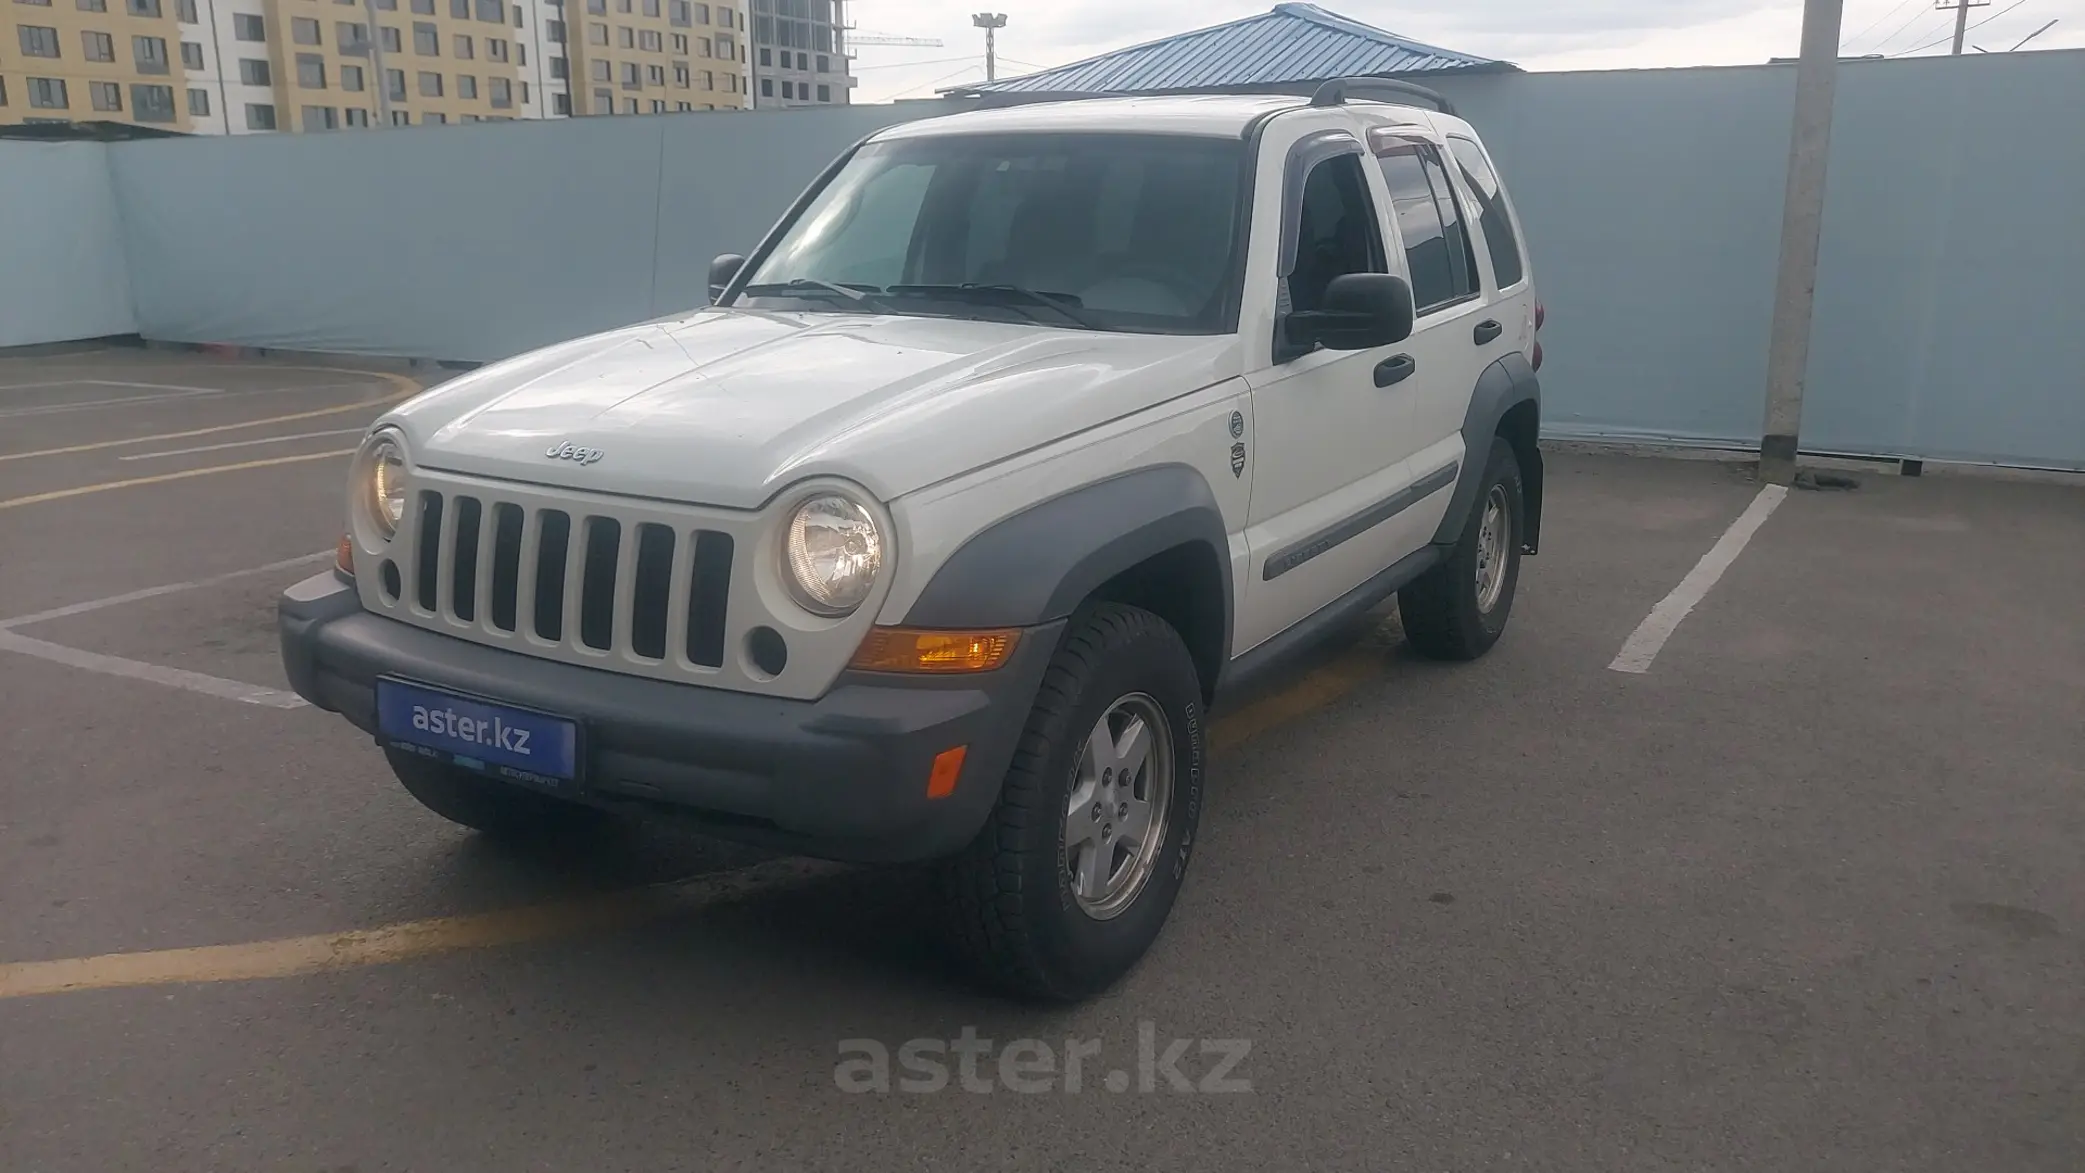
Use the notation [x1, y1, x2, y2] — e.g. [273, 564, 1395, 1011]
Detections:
[279, 79, 1545, 1001]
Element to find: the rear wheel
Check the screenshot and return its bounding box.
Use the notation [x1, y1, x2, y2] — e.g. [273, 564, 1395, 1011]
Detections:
[938, 603, 1206, 1002]
[1400, 436, 1524, 661]
[386, 749, 605, 839]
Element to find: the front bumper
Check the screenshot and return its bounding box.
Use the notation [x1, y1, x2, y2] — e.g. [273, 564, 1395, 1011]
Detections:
[278, 572, 1059, 863]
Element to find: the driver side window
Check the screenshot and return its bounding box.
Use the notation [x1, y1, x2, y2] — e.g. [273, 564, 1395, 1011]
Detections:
[1286, 154, 1386, 314]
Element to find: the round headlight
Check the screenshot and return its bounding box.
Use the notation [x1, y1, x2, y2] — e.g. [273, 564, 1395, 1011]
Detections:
[361, 431, 408, 540]
[782, 493, 884, 616]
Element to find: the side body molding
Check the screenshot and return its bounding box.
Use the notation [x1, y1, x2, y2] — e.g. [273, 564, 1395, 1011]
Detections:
[901, 464, 1234, 648]
[1433, 352, 1543, 553]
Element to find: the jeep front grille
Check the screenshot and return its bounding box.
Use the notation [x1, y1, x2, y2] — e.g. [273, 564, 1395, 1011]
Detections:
[408, 489, 734, 668]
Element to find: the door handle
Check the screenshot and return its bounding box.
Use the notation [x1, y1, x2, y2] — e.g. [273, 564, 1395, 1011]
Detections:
[1473, 319, 1503, 345]
[1374, 354, 1416, 387]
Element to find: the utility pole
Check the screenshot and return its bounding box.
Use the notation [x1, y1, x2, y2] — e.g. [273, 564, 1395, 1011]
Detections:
[1950, 0, 1973, 53]
[1758, 0, 1845, 485]
[972, 13, 1006, 82]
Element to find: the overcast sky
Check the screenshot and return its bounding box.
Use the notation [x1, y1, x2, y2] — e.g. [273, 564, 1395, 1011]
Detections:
[845, 0, 2085, 102]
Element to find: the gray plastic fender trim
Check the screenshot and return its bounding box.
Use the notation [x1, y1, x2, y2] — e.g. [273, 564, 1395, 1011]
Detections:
[1432, 353, 1540, 548]
[901, 464, 1234, 644]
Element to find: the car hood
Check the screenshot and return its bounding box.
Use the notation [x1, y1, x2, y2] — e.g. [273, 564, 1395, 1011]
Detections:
[387, 309, 1239, 510]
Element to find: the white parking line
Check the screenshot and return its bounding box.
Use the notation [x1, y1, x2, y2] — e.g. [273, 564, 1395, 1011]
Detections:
[0, 551, 331, 631]
[117, 428, 367, 461]
[1609, 484, 1789, 674]
[0, 382, 366, 419]
[0, 630, 307, 707]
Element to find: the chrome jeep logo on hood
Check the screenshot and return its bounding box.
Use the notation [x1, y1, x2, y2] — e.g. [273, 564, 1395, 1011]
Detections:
[544, 440, 605, 465]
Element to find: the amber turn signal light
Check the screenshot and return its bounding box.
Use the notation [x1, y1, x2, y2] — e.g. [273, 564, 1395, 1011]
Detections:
[926, 746, 967, 799]
[334, 533, 355, 577]
[848, 627, 1020, 674]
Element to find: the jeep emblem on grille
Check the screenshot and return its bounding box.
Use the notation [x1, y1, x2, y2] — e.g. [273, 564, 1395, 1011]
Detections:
[545, 440, 605, 465]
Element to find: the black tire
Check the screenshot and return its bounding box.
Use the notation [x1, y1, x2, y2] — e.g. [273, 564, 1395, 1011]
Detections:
[386, 748, 606, 839]
[1400, 436, 1524, 662]
[938, 603, 1207, 1003]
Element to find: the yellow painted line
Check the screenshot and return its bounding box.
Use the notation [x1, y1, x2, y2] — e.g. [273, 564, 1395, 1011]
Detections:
[0, 449, 356, 513]
[0, 368, 419, 464]
[0, 631, 1393, 1000]
[0, 860, 846, 999]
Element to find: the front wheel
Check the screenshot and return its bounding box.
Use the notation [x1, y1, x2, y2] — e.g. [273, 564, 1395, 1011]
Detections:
[938, 603, 1207, 1002]
[1400, 436, 1524, 661]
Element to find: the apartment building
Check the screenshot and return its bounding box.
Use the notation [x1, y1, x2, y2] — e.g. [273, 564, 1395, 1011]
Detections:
[747, 0, 850, 108]
[1, 0, 745, 130]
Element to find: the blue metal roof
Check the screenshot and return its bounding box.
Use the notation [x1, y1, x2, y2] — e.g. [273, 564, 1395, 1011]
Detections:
[947, 3, 1508, 97]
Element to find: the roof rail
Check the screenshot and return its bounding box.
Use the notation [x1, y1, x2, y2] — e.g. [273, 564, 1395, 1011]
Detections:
[1307, 77, 1456, 116]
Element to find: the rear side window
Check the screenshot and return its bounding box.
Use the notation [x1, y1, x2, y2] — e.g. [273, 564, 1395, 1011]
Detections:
[1447, 136, 1525, 290]
[1375, 144, 1478, 313]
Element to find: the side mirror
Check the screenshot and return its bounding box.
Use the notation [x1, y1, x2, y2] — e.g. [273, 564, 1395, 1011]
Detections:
[1281, 273, 1415, 358]
[708, 253, 746, 303]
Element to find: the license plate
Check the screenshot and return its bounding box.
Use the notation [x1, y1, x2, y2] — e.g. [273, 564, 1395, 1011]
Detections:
[375, 677, 582, 788]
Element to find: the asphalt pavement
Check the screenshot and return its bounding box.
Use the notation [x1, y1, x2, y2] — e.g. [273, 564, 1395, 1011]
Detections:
[2, 347, 2081, 1172]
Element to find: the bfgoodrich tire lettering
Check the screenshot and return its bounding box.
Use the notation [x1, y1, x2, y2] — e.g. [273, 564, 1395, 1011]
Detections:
[386, 748, 604, 839]
[1400, 436, 1524, 661]
[938, 603, 1206, 1002]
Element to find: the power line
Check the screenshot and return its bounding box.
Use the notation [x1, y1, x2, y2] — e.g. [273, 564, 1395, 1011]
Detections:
[852, 55, 978, 71]
[1892, 0, 2031, 55]
[1843, 0, 1923, 49]
[885, 60, 987, 100]
[1869, 3, 1949, 52]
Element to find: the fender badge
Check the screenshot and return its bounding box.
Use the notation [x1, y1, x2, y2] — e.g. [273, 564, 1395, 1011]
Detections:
[545, 440, 605, 465]
[1228, 410, 1245, 439]
[1230, 442, 1247, 479]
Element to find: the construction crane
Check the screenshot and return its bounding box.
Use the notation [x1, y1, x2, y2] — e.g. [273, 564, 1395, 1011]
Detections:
[847, 31, 945, 47]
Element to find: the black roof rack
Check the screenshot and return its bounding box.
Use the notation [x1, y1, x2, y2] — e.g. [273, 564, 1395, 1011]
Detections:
[1306, 77, 1456, 116]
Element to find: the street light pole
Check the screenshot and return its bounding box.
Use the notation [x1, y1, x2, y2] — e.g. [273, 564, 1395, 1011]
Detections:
[1758, 0, 1845, 485]
[972, 13, 1006, 82]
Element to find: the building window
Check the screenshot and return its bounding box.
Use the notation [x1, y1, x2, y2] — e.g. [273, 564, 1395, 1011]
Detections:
[622, 96, 635, 112]
[234, 13, 264, 40]
[385, 67, 405, 97]
[90, 81, 122, 111]
[795, 50, 806, 69]
[133, 34, 170, 72]
[179, 40, 202, 68]
[639, 29, 659, 50]
[412, 0, 431, 10]
[448, 0, 465, 15]
[245, 102, 276, 129]
[488, 75, 510, 106]
[79, 0, 108, 11]
[817, 54, 829, 73]
[671, 32, 686, 52]
[0, 77, 8, 108]
[618, 25, 633, 47]
[588, 22, 606, 43]
[780, 80, 794, 99]
[85, 30, 121, 60]
[475, 0, 500, 20]
[589, 59, 607, 81]
[592, 85, 609, 109]
[381, 26, 401, 51]
[649, 97, 663, 112]
[302, 104, 337, 129]
[418, 70, 442, 95]
[672, 63, 687, 87]
[641, 0, 656, 13]
[757, 46, 769, 66]
[454, 33, 472, 57]
[29, 78, 69, 109]
[586, 0, 603, 11]
[546, 19, 563, 39]
[457, 73, 476, 98]
[127, 0, 159, 15]
[239, 58, 270, 85]
[693, 1, 707, 21]
[413, 22, 438, 54]
[13, 0, 51, 6]
[615, 0, 628, 10]
[645, 63, 663, 84]
[376, 0, 395, 9]
[390, 108, 409, 124]
[426, 111, 445, 122]
[668, 0, 687, 24]
[18, 26, 59, 57]
[620, 60, 638, 86]
[186, 87, 209, 115]
[759, 77, 770, 97]
[549, 55, 567, 78]
[337, 21, 368, 50]
[345, 106, 368, 125]
[341, 64, 364, 90]
[297, 52, 326, 88]
[552, 92, 569, 113]
[816, 83, 828, 102]
[126, 83, 174, 120]
[487, 38, 505, 61]
[292, 16, 321, 44]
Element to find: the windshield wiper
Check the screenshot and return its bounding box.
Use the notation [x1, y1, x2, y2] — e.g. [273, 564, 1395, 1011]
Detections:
[886, 283, 1102, 330]
[738, 278, 887, 306]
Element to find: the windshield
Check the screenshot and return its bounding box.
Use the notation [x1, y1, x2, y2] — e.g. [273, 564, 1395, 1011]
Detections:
[730, 132, 1248, 335]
